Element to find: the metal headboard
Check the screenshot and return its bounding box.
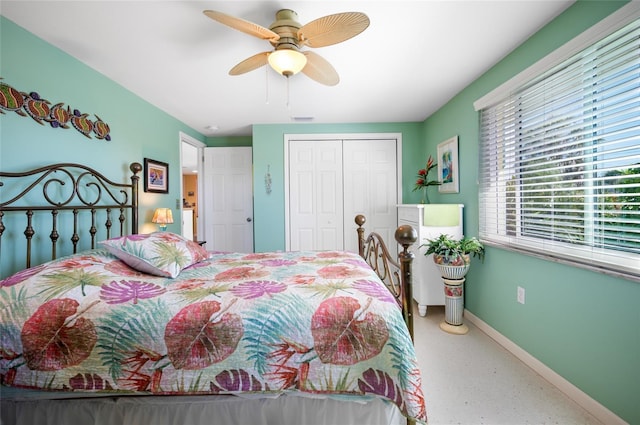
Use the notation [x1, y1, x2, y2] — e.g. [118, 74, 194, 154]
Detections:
[0, 162, 141, 273]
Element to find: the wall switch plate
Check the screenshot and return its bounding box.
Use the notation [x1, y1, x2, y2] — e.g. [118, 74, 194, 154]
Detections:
[517, 286, 526, 304]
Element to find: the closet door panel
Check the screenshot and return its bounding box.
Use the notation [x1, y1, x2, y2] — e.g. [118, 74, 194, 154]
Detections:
[289, 140, 343, 251]
[343, 139, 398, 253]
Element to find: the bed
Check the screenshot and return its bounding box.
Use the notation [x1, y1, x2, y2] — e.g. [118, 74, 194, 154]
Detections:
[0, 162, 426, 425]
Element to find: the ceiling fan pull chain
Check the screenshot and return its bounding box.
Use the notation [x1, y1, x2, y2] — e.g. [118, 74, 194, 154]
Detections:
[265, 65, 270, 104]
[286, 77, 291, 110]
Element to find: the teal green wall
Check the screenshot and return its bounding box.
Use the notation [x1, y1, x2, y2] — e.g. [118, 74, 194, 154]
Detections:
[2, 2, 638, 422]
[422, 2, 639, 423]
[0, 17, 204, 277]
[251, 122, 425, 252]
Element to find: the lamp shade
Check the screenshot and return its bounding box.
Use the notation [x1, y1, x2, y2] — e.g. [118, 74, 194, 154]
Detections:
[152, 208, 173, 230]
[268, 49, 307, 77]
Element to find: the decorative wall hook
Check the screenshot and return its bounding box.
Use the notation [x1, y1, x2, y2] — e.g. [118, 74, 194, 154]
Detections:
[265, 165, 272, 194]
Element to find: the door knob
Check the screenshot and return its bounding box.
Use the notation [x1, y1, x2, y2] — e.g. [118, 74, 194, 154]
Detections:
[247, 217, 252, 222]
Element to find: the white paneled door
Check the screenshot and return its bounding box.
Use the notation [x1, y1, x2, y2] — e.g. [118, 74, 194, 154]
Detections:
[203, 147, 254, 253]
[288, 140, 344, 251]
[287, 136, 399, 252]
[342, 139, 398, 253]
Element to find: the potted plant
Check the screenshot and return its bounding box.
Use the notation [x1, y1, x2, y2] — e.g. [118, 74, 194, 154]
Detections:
[412, 155, 441, 204]
[422, 234, 485, 334]
[422, 234, 485, 279]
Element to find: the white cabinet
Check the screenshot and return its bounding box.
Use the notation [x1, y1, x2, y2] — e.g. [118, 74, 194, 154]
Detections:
[397, 204, 464, 316]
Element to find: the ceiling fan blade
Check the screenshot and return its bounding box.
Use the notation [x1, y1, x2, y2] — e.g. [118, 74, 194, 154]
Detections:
[298, 12, 369, 48]
[229, 52, 270, 75]
[203, 10, 279, 42]
[302, 51, 339, 86]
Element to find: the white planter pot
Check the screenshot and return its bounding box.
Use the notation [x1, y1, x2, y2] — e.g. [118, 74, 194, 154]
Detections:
[436, 263, 470, 279]
[433, 254, 470, 279]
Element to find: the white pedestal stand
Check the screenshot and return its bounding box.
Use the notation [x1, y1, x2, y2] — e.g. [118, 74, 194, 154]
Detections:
[439, 277, 469, 335]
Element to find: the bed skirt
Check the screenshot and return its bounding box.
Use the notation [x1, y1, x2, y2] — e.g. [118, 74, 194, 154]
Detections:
[1, 392, 405, 425]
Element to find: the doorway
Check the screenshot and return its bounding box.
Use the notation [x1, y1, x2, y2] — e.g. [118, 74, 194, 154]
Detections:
[179, 132, 205, 241]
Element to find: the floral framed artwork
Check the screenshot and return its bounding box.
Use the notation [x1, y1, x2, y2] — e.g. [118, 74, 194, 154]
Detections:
[437, 136, 459, 193]
[144, 158, 169, 193]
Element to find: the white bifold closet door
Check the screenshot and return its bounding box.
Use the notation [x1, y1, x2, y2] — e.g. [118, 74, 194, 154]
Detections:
[288, 139, 343, 251]
[288, 138, 398, 252]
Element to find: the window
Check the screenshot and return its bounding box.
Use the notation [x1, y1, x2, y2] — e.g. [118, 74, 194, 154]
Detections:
[477, 8, 640, 280]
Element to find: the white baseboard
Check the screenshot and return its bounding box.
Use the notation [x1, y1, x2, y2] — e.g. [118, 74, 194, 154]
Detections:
[464, 309, 628, 425]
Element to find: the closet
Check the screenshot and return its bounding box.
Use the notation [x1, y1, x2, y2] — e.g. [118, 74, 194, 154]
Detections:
[285, 134, 401, 253]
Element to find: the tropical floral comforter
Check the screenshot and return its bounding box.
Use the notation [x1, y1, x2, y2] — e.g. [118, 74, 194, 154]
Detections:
[0, 249, 427, 423]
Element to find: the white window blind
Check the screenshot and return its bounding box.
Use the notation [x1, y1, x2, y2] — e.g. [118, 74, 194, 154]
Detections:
[478, 15, 640, 280]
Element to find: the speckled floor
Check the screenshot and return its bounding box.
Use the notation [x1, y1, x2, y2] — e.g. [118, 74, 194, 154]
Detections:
[414, 305, 603, 425]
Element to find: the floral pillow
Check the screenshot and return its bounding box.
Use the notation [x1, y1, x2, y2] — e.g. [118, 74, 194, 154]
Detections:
[100, 232, 210, 278]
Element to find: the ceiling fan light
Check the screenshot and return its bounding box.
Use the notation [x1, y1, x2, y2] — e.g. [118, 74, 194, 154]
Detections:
[268, 50, 307, 77]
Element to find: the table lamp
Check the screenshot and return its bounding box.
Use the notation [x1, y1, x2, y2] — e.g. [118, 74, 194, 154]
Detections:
[152, 208, 173, 231]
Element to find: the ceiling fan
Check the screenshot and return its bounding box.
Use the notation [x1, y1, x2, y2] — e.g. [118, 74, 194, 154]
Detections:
[203, 8, 370, 86]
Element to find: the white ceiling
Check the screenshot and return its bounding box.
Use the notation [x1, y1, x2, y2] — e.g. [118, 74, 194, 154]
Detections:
[1, 1, 574, 137]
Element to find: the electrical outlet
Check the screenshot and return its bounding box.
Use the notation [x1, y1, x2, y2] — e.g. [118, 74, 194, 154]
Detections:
[517, 286, 526, 304]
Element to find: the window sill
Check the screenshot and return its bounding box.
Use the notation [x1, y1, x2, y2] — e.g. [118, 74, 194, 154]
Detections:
[481, 239, 640, 284]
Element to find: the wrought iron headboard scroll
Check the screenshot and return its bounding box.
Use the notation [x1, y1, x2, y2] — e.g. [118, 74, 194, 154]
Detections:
[0, 162, 141, 271]
[355, 214, 417, 340]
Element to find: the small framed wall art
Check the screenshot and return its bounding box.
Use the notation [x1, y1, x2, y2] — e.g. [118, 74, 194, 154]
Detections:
[437, 136, 459, 193]
[144, 158, 169, 193]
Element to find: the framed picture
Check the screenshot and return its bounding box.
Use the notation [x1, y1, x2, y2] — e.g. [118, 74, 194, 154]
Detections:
[144, 158, 169, 193]
[437, 136, 459, 193]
